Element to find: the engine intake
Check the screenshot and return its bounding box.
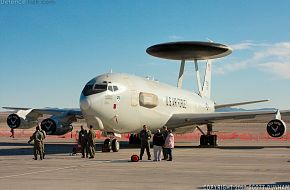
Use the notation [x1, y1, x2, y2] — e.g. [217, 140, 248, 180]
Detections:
[41, 118, 57, 135]
[7, 114, 21, 129]
[41, 118, 73, 135]
[266, 119, 287, 138]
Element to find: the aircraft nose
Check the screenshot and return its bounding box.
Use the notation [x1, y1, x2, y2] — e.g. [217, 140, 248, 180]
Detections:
[80, 96, 91, 111]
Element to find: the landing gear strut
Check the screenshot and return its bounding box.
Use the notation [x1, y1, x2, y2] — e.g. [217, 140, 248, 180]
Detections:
[198, 124, 218, 147]
[102, 138, 120, 152]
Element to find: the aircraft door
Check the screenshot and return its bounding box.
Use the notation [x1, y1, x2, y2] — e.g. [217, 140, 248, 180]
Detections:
[130, 90, 139, 107]
[123, 78, 140, 130]
[103, 84, 118, 130]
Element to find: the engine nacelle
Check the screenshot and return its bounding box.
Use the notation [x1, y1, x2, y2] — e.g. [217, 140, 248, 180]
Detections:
[7, 113, 38, 129]
[266, 119, 287, 138]
[41, 118, 73, 135]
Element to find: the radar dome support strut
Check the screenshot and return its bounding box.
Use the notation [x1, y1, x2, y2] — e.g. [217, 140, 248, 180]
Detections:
[146, 41, 232, 96]
[194, 59, 202, 96]
[177, 59, 185, 88]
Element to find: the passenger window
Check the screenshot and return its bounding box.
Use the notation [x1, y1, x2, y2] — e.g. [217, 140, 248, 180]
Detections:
[108, 85, 113, 92]
[113, 86, 118, 92]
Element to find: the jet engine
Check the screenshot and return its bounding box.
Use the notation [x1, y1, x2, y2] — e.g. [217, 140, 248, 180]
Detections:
[41, 117, 74, 135]
[266, 119, 287, 138]
[6, 113, 38, 129]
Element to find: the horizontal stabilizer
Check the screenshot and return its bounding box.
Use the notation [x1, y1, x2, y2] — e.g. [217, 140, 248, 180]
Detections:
[215, 99, 269, 109]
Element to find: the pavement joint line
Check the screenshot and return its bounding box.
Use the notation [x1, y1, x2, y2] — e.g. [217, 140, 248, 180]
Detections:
[0, 161, 110, 179]
[0, 165, 79, 179]
[0, 158, 152, 179]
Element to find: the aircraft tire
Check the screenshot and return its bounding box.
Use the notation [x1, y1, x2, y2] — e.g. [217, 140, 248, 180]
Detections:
[129, 134, 135, 144]
[200, 135, 206, 146]
[102, 138, 111, 152]
[112, 139, 120, 152]
[209, 135, 217, 146]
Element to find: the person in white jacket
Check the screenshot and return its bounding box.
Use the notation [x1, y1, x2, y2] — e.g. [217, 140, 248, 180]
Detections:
[164, 129, 174, 161]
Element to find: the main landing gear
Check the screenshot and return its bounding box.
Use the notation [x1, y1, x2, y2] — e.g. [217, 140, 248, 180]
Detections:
[102, 138, 120, 152]
[197, 124, 218, 147]
[129, 134, 140, 145]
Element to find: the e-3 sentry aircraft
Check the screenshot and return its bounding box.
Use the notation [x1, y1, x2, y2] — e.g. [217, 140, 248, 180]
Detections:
[4, 41, 290, 152]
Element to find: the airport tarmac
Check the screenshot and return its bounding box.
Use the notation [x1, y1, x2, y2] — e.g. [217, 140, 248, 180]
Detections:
[0, 137, 290, 190]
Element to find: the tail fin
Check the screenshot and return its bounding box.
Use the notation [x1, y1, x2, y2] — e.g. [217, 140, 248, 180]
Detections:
[201, 60, 212, 99]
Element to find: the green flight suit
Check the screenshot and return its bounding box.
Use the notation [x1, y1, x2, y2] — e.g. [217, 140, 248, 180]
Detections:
[28, 130, 44, 160]
[139, 129, 152, 160]
[87, 129, 96, 158]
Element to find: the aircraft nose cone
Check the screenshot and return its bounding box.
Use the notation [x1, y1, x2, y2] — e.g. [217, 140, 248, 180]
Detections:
[80, 97, 91, 110]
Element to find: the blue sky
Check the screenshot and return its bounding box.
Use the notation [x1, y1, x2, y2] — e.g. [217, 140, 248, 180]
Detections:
[0, 0, 289, 110]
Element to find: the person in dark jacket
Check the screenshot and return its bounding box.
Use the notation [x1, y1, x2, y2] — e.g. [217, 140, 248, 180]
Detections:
[153, 129, 165, 161]
[161, 126, 169, 160]
[78, 126, 88, 158]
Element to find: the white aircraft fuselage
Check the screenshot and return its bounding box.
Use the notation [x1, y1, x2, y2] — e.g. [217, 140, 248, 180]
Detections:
[80, 73, 214, 134]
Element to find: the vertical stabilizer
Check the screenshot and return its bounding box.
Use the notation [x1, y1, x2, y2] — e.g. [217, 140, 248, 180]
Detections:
[201, 60, 212, 99]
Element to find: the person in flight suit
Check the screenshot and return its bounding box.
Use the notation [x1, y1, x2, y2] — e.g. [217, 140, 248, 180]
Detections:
[39, 126, 46, 159]
[139, 125, 152, 160]
[28, 126, 44, 160]
[78, 126, 88, 158]
[87, 125, 96, 159]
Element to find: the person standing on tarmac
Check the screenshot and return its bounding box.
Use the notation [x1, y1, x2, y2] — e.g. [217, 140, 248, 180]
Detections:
[10, 128, 15, 138]
[153, 129, 164, 161]
[39, 126, 46, 159]
[28, 126, 44, 160]
[139, 125, 152, 160]
[78, 126, 88, 158]
[87, 125, 96, 159]
[161, 126, 169, 160]
[164, 129, 174, 161]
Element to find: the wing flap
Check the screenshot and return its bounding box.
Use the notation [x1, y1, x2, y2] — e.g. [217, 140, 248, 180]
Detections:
[215, 99, 270, 109]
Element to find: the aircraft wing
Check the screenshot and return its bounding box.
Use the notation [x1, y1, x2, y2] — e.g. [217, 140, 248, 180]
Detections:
[166, 110, 290, 128]
[215, 99, 269, 109]
[2, 107, 83, 118]
[3, 107, 83, 135]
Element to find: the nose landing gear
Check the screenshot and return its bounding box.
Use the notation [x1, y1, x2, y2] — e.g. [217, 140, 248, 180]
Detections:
[102, 138, 120, 152]
[101, 132, 120, 152]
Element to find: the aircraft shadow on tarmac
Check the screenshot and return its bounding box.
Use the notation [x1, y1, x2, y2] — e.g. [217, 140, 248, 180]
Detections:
[197, 182, 290, 190]
[120, 142, 290, 150]
[0, 142, 290, 156]
[0, 142, 74, 156]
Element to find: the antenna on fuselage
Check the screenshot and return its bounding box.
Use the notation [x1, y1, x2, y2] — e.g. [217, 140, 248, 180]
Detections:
[146, 41, 232, 98]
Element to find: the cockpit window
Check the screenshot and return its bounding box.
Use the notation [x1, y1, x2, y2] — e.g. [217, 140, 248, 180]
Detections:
[94, 84, 107, 92]
[113, 86, 118, 91]
[108, 85, 113, 92]
[82, 83, 107, 96]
